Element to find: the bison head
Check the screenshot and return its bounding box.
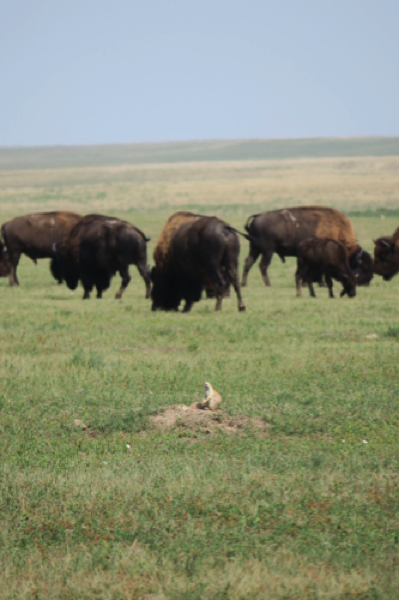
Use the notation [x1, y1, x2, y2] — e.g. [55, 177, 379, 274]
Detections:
[349, 248, 374, 286]
[339, 274, 356, 298]
[0, 242, 11, 277]
[150, 267, 181, 311]
[151, 267, 202, 311]
[373, 237, 399, 281]
[52, 239, 80, 290]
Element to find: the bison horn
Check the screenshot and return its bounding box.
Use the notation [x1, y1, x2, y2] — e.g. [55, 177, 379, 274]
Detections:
[356, 248, 364, 259]
[381, 239, 391, 248]
[2, 245, 7, 253]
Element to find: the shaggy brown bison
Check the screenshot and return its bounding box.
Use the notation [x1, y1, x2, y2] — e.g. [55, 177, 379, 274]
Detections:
[55, 214, 151, 299]
[373, 227, 399, 281]
[296, 238, 356, 298]
[0, 211, 82, 286]
[151, 212, 246, 312]
[241, 206, 373, 288]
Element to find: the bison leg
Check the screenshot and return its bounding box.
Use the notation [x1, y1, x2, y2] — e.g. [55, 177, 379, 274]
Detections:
[230, 274, 246, 312]
[135, 261, 151, 299]
[205, 268, 225, 311]
[308, 281, 316, 298]
[50, 257, 63, 284]
[115, 266, 131, 299]
[259, 251, 274, 287]
[241, 243, 261, 287]
[183, 299, 194, 312]
[8, 253, 20, 286]
[295, 263, 303, 297]
[224, 261, 246, 312]
[233, 281, 246, 312]
[81, 279, 93, 299]
[80, 269, 94, 300]
[325, 274, 334, 298]
[89, 271, 110, 299]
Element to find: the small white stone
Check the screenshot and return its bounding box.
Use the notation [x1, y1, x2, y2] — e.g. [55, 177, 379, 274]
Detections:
[342, 439, 345, 442]
[362, 440, 368, 444]
[126, 444, 130, 449]
[103, 461, 108, 464]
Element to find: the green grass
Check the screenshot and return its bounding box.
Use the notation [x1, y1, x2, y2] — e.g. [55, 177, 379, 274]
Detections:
[1, 213, 399, 599]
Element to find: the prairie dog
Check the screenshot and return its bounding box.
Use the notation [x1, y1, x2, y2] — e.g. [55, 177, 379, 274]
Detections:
[189, 382, 222, 411]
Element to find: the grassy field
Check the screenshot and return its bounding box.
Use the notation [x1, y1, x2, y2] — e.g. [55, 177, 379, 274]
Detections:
[1, 148, 399, 599]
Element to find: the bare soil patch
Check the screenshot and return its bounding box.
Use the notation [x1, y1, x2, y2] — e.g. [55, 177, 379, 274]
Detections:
[150, 405, 268, 437]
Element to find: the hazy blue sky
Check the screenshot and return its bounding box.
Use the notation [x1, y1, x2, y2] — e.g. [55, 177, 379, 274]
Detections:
[1, 0, 398, 146]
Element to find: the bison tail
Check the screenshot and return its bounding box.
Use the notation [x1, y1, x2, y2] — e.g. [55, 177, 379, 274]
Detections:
[226, 226, 262, 248]
[134, 226, 151, 243]
[244, 214, 259, 232]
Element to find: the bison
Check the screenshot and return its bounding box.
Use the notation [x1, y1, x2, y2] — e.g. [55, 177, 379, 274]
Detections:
[296, 238, 356, 298]
[373, 227, 399, 281]
[55, 214, 151, 299]
[241, 206, 373, 288]
[0, 211, 82, 286]
[151, 212, 246, 312]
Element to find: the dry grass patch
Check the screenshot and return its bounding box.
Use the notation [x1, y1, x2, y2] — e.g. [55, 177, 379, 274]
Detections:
[1, 155, 399, 216]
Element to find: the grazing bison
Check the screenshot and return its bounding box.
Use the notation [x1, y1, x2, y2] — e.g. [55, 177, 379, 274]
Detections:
[373, 227, 399, 281]
[55, 214, 151, 299]
[296, 238, 356, 298]
[241, 206, 373, 288]
[0, 211, 82, 286]
[151, 212, 246, 312]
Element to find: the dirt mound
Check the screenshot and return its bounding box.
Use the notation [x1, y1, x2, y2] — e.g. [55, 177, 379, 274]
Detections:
[150, 405, 268, 436]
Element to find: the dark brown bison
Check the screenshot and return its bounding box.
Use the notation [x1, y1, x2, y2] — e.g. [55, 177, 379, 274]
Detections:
[296, 238, 356, 298]
[373, 227, 399, 281]
[55, 214, 151, 299]
[151, 212, 246, 312]
[0, 211, 82, 286]
[241, 206, 373, 288]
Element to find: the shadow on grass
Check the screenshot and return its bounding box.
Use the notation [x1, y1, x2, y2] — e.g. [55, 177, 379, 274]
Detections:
[89, 407, 158, 434]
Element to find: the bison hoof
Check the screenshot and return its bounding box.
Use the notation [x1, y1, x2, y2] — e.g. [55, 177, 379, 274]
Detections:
[239, 304, 246, 312]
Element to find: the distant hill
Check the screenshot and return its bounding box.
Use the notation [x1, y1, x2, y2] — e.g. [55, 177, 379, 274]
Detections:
[1, 137, 399, 169]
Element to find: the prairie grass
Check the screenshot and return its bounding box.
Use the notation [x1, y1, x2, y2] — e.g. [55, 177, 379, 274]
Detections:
[0, 151, 399, 598]
[1, 155, 399, 218]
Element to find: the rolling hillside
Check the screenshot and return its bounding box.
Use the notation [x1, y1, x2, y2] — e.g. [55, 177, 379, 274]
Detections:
[1, 136, 399, 169]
